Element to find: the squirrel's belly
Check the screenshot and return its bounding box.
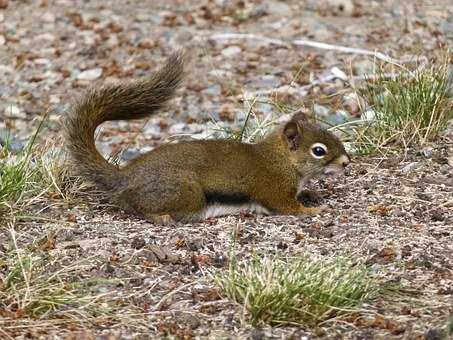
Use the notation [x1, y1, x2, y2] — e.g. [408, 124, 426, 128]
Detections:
[201, 190, 270, 218]
[201, 203, 270, 219]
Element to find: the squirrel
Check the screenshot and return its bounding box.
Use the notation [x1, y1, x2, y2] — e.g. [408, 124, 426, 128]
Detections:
[64, 52, 350, 223]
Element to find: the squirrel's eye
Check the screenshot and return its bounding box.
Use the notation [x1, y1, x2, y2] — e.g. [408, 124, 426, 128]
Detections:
[310, 143, 327, 158]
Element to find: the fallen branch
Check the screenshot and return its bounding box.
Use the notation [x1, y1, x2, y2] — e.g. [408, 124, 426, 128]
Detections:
[292, 39, 400, 65]
[209, 33, 289, 48]
[209, 33, 400, 64]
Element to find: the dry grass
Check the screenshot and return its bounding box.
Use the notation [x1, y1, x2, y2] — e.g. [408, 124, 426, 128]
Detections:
[1, 227, 104, 318]
[208, 96, 293, 143]
[0, 122, 88, 221]
[0, 224, 151, 337]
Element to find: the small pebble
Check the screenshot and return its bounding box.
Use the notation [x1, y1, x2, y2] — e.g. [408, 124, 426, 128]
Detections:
[421, 147, 433, 158]
[77, 68, 103, 81]
[402, 162, 418, 173]
[221, 46, 242, 58]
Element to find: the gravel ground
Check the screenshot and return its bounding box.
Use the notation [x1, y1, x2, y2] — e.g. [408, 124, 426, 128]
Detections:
[2, 147, 452, 339]
[0, 0, 452, 339]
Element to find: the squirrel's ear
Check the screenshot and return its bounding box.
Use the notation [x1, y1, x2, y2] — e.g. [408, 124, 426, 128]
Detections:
[290, 109, 308, 126]
[283, 121, 301, 151]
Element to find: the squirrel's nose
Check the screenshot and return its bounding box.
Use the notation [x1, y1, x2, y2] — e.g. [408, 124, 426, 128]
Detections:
[336, 154, 350, 168]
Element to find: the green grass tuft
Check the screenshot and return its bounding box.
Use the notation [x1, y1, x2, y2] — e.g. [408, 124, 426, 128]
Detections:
[354, 58, 452, 154]
[213, 251, 379, 327]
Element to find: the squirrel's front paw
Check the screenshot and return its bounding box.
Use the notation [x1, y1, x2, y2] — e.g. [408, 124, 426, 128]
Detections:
[297, 190, 323, 207]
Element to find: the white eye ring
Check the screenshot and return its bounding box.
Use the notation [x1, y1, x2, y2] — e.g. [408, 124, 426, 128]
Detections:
[310, 143, 328, 159]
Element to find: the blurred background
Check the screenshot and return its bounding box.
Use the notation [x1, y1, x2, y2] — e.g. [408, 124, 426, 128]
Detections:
[0, 0, 451, 157]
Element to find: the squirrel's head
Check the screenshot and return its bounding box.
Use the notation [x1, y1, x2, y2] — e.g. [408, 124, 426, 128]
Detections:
[282, 110, 350, 181]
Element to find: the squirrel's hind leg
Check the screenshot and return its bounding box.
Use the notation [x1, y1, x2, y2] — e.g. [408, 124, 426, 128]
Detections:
[116, 176, 206, 223]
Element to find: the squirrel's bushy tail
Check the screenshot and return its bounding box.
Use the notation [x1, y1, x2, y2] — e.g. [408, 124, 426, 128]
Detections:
[64, 52, 184, 189]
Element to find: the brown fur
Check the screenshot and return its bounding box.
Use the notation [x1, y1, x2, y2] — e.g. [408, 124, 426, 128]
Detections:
[64, 52, 350, 222]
